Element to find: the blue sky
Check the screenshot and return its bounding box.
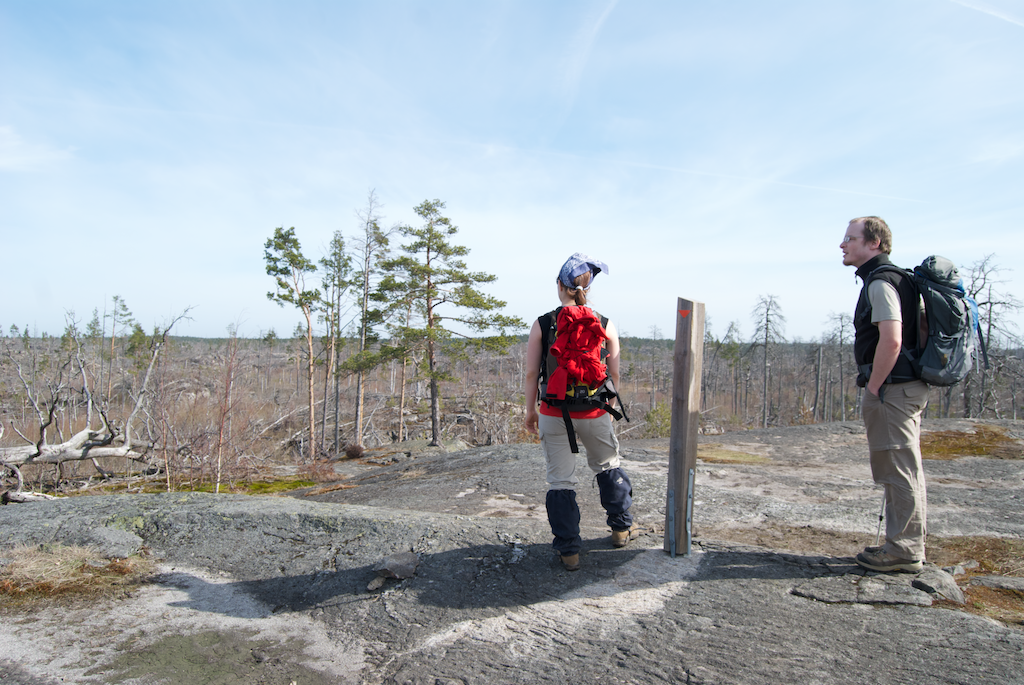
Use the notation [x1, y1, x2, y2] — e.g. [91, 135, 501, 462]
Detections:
[2, 0, 1022, 344]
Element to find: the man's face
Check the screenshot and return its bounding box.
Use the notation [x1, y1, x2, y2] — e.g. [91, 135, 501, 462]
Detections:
[841, 220, 879, 268]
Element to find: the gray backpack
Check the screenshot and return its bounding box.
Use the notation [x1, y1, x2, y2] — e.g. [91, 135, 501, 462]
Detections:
[870, 256, 988, 386]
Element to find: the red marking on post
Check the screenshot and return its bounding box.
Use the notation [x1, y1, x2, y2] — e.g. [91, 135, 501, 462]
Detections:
[678, 310, 691, 318]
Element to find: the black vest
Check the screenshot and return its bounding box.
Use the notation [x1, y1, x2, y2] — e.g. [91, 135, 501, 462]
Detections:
[853, 254, 919, 383]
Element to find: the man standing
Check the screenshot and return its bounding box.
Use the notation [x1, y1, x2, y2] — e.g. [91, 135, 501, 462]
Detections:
[842, 216, 929, 573]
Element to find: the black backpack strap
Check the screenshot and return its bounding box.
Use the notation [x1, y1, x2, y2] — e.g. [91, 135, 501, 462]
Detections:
[865, 264, 921, 383]
[596, 378, 629, 422]
[976, 318, 991, 370]
[591, 400, 624, 421]
[562, 405, 579, 453]
[537, 307, 561, 385]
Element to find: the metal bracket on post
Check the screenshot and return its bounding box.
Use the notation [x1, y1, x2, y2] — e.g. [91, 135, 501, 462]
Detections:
[685, 468, 695, 557]
[668, 489, 676, 558]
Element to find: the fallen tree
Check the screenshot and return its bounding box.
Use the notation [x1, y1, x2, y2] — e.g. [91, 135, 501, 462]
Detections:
[0, 312, 190, 496]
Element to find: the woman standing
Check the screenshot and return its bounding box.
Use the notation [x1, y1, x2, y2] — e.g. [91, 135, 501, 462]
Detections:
[524, 253, 634, 571]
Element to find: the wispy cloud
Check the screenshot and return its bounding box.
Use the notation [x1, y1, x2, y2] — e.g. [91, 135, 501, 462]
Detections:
[615, 160, 926, 203]
[0, 126, 73, 171]
[562, 1, 618, 93]
[522, 148, 926, 203]
[554, 0, 618, 122]
[950, 0, 1024, 28]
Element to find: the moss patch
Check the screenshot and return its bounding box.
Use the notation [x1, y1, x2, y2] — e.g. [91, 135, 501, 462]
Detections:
[244, 479, 317, 495]
[89, 629, 334, 685]
[921, 424, 1024, 460]
[698, 446, 770, 464]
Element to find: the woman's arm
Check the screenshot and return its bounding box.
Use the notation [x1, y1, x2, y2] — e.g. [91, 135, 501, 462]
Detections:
[523, 319, 542, 434]
[605, 319, 621, 405]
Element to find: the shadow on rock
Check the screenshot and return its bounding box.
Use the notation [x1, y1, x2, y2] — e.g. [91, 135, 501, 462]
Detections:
[692, 542, 862, 582]
[160, 538, 662, 617]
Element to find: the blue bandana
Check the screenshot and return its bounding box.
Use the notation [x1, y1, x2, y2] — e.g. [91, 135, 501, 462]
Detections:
[558, 253, 610, 289]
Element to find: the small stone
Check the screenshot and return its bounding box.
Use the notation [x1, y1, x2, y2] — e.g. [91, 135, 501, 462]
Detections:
[373, 551, 419, 579]
[366, 576, 386, 592]
[912, 568, 965, 604]
[970, 575, 1024, 591]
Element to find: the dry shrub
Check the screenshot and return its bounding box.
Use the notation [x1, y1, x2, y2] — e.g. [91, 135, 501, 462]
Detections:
[0, 544, 155, 606]
[300, 460, 338, 483]
[344, 443, 365, 459]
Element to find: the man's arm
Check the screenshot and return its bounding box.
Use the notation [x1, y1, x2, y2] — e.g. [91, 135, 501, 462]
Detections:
[867, 319, 901, 397]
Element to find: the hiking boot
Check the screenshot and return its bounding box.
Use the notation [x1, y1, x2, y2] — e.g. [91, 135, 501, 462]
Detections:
[855, 548, 923, 573]
[611, 527, 634, 548]
[863, 545, 884, 555]
[560, 553, 581, 571]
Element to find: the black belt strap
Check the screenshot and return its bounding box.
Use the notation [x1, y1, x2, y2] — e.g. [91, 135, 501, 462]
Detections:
[561, 405, 579, 454]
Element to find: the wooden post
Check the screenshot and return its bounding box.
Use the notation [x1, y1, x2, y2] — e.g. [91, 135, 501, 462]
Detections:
[664, 298, 705, 557]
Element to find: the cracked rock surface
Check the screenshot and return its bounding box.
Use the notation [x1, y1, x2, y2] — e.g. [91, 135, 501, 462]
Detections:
[2, 419, 1023, 684]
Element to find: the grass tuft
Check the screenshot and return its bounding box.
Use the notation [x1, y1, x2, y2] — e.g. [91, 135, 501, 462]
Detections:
[921, 424, 1024, 460]
[0, 544, 155, 607]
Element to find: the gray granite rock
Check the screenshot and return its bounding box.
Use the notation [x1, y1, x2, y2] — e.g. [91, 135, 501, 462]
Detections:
[913, 567, 966, 604]
[63, 525, 144, 559]
[970, 575, 1024, 591]
[373, 551, 419, 578]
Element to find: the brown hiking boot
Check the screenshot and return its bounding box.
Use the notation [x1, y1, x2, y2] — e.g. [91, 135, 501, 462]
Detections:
[560, 553, 580, 571]
[611, 527, 634, 548]
[855, 548, 923, 573]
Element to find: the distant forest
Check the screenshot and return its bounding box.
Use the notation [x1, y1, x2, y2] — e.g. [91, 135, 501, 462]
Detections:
[2, 194, 1020, 495]
[1, 320, 1020, 496]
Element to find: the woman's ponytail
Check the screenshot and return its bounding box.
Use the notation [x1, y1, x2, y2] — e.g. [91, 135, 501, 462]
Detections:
[572, 272, 592, 306]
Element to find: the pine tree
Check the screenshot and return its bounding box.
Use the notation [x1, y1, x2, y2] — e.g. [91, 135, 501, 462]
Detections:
[319, 229, 352, 455]
[378, 199, 524, 446]
[106, 296, 134, 399]
[265, 227, 322, 461]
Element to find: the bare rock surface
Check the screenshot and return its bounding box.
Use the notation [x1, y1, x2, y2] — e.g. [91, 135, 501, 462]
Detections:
[2, 418, 1023, 684]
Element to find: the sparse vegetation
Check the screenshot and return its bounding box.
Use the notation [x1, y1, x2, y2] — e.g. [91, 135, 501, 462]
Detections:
[2, 227, 1020, 499]
[0, 544, 155, 607]
[642, 403, 672, 438]
[921, 424, 1024, 460]
[697, 446, 770, 465]
[929, 536, 1024, 626]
